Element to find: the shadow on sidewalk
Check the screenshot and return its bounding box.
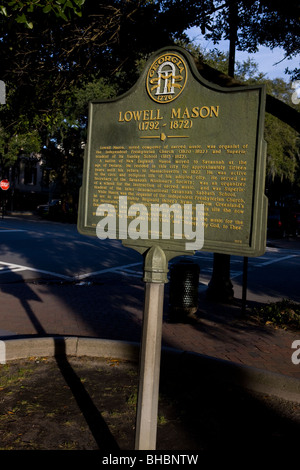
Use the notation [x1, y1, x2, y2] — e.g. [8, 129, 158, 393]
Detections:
[0, 269, 119, 450]
[0, 269, 45, 335]
[54, 338, 119, 451]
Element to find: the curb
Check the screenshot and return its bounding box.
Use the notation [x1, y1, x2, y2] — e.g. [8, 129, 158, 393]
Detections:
[1, 336, 300, 404]
[2, 336, 140, 363]
[6, 211, 36, 216]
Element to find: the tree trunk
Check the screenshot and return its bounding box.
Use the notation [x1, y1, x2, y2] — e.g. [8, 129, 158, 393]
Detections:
[207, 0, 237, 303]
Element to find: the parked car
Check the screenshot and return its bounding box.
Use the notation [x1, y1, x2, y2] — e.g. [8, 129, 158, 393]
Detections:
[37, 199, 77, 222]
[36, 199, 61, 218]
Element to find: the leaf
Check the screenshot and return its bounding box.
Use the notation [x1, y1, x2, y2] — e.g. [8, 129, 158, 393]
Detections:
[16, 13, 27, 24]
[0, 6, 8, 16]
[59, 11, 68, 21]
[43, 5, 52, 13]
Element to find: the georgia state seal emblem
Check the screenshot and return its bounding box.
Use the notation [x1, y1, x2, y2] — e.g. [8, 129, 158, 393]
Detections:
[146, 52, 187, 103]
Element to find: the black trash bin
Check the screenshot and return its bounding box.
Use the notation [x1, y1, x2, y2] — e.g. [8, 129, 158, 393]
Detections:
[169, 259, 200, 321]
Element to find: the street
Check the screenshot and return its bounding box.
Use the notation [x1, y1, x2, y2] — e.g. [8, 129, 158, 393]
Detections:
[0, 215, 141, 282]
[0, 213, 299, 380]
[0, 214, 299, 304]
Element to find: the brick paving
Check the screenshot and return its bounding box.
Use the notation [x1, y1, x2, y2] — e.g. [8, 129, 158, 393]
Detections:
[0, 273, 299, 380]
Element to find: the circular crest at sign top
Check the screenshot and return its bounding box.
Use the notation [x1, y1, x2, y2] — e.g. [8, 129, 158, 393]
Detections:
[146, 52, 188, 103]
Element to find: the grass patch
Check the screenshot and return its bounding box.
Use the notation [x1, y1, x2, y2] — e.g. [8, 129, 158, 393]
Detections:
[252, 299, 300, 330]
[158, 415, 168, 425]
[0, 364, 34, 389]
[126, 391, 137, 407]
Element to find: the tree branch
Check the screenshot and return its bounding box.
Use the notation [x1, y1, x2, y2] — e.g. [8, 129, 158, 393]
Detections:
[195, 58, 300, 133]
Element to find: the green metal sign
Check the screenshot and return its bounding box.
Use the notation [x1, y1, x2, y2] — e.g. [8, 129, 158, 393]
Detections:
[78, 46, 268, 257]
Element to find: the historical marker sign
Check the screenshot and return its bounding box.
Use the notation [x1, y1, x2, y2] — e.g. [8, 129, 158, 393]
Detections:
[78, 46, 268, 257]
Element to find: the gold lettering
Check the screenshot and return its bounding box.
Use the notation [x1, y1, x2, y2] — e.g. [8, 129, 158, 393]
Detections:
[124, 111, 133, 121]
[133, 110, 142, 120]
[199, 106, 210, 118]
[191, 107, 199, 118]
[143, 110, 150, 120]
[118, 109, 163, 122]
[210, 106, 219, 117]
[171, 106, 220, 120]
[171, 108, 181, 119]
[182, 107, 190, 118]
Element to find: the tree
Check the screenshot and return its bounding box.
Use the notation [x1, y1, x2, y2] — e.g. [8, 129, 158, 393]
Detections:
[0, 1, 175, 142]
[0, 0, 85, 29]
[0, 0, 299, 212]
[200, 49, 300, 189]
[1, 0, 299, 150]
[40, 77, 119, 208]
[263, 80, 300, 206]
[159, 0, 300, 79]
[0, 2, 140, 177]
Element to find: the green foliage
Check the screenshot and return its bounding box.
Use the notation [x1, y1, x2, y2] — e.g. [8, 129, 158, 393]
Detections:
[67, 77, 119, 127]
[157, 414, 168, 425]
[263, 79, 300, 186]
[6, 131, 41, 162]
[159, 0, 300, 79]
[0, 0, 85, 28]
[253, 300, 300, 330]
[126, 391, 137, 407]
[265, 113, 298, 183]
[0, 125, 41, 167]
[0, 126, 6, 155]
[187, 41, 265, 83]
[0, 1, 299, 205]
[202, 48, 230, 76]
[195, 44, 300, 188]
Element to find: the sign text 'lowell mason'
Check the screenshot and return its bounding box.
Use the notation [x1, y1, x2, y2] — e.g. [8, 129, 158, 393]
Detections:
[78, 46, 268, 257]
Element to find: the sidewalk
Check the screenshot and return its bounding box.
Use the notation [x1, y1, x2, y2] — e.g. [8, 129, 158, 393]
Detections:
[0, 268, 299, 380]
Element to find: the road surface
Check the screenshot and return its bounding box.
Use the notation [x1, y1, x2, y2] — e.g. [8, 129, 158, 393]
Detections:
[0, 214, 299, 304]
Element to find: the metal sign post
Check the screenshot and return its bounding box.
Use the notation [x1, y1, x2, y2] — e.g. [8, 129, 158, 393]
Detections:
[122, 241, 192, 450]
[134, 245, 168, 450]
[0, 81, 5, 104]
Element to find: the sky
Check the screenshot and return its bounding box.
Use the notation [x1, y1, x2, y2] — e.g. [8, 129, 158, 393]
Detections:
[186, 27, 300, 82]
